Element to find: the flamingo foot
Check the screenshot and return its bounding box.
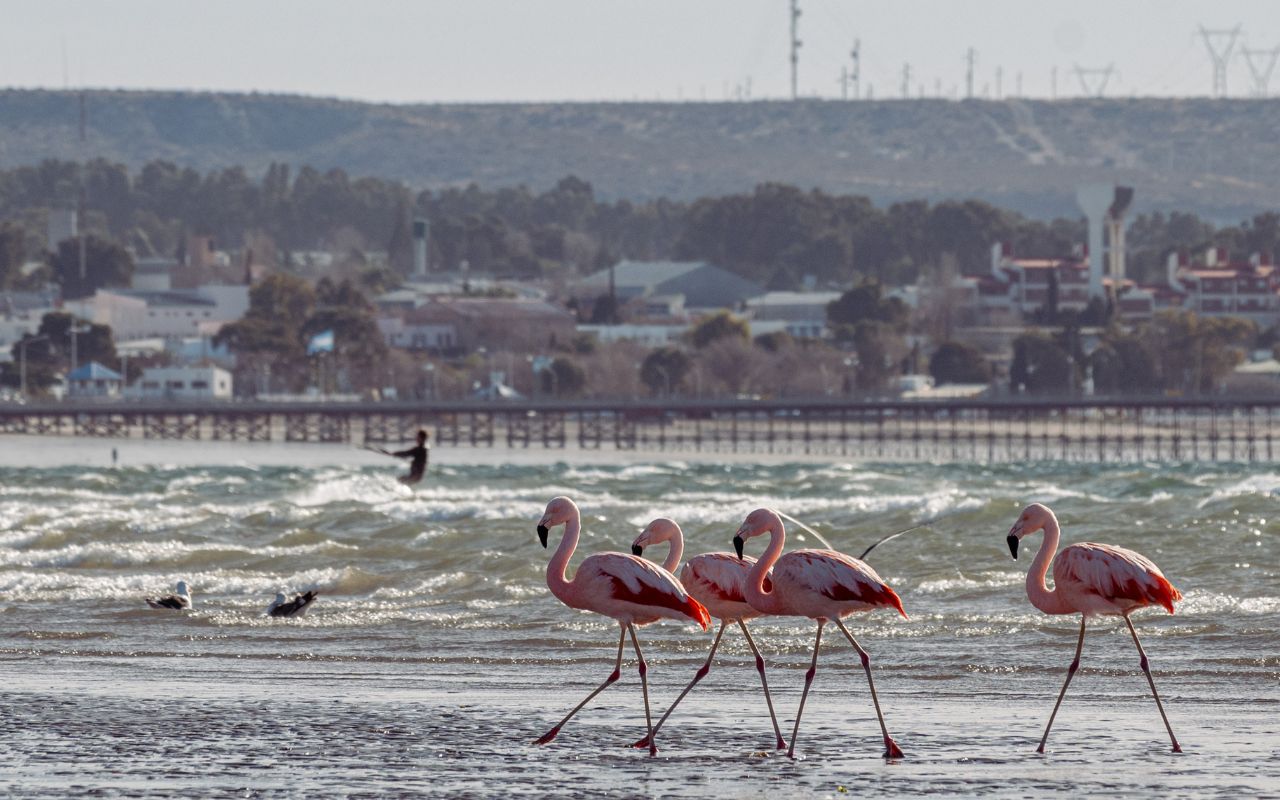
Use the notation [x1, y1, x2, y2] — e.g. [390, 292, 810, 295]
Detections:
[1172, 742, 1183, 754]
[1035, 744, 1046, 755]
[883, 736, 904, 759]
[533, 726, 561, 746]
[775, 736, 787, 750]
[630, 735, 652, 749]
[649, 743, 658, 757]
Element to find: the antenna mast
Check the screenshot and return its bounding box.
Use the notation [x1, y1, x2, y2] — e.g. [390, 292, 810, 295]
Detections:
[789, 0, 802, 100]
[1198, 25, 1243, 97]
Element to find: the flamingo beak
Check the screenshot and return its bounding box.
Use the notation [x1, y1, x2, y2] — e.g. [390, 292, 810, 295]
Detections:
[631, 544, 644, 556]
[1006, 533, 1019, 560]
[537, 525, 549, 548]
[733, 535, 745, 559]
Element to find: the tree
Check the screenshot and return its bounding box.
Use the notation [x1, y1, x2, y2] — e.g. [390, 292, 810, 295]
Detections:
[1009, 332, 1072, 395]
[50, 235, 134, 299]
[1, 312, 117, 395]
[640, 347, 691, 396]
[689, 310, 749, 349]
[543, 356, 586, 397]
[0, 222, 24, 289]
[827, 280, 908, 332]
[850, 320, 903, 391]
[1140, 310, 1255, 394]
[929, 341, 990, 385]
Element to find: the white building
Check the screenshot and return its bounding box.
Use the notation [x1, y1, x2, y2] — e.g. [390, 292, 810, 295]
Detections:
[130, 365, 233, 400]
[65, 285, 250, 340]
[744, 291, 841, 339]
[576, 323, 690, 346]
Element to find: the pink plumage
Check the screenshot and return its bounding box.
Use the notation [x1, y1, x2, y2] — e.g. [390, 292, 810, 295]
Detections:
[1006, 502, 1183, 753]
[531, 497, 708, 756]
[629, 519, 788, 751]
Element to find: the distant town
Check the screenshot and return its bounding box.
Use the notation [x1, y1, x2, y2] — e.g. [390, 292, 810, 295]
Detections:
[2, 160, 1279, 407]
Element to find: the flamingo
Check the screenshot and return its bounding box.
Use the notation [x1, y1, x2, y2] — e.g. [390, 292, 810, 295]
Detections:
[628, 518, 787, 752]
[1006, 502, 1183, 753]
[533, 497, 710, 756]
[734, 508, 906, 760]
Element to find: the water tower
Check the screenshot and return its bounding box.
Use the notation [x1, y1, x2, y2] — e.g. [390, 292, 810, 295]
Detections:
[1076, 184, 1133, 300]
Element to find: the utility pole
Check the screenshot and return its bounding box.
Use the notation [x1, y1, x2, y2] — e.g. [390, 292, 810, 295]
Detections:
[1198, 25, 1243, 97]
[965, 48, 977, 99]
[839, 66, 849, 100]
[78, 91, 87, 282]
[901, 63, 912, 99]
[1242, 46, 1280, 97]
[789, 0, 802, 100]
[1074, 64, 1116, 97]
[850, 39, 861, 99]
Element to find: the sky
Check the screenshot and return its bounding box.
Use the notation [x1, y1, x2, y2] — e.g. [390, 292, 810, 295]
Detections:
[3, 0, 1279, 103]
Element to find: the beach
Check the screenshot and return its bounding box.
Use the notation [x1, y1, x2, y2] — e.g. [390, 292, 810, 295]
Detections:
[1, 439, 1277, 797]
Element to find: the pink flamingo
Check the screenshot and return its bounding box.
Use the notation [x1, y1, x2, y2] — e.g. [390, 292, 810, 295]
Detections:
[734, 508, 907, 759]
[628, 518, 787, 751]
[533, 497, 711, 756]
[1006, 502, 1182, 753]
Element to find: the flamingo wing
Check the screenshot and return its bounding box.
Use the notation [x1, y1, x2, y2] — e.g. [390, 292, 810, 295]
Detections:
[584, 553, 711, 629]
[780, 550, 907, 617]
[1055, 542, 1182, 613]
[681, 553, 771, 605]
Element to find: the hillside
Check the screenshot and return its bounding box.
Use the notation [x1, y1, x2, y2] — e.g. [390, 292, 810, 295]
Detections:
[1, 89, 1277, 221]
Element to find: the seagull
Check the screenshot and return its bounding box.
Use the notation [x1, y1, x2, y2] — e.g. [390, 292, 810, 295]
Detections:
[267, 590, 318, 618]
[146, 581, 192, 611]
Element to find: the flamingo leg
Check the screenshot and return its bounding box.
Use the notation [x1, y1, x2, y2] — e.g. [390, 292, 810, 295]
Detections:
[1038, 614, 1087, 753]
[833, 618, 904, 759]
[1123, 615, 1182, 753]
[738, 619, 787, 750]
[787, 620, 825, 759]
[626, 623, 658, 756]
[632, 618, 727, 750]
[533, 627, 626, 746]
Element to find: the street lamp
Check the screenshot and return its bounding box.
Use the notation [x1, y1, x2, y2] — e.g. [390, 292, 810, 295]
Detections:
[18, 335, 49, 402]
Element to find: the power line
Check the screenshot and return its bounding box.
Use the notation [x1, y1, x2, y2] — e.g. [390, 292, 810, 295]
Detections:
[1198, 25, 1243, 97]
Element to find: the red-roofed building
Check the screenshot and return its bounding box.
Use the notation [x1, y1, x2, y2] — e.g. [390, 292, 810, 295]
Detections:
[1161, 248, 1280, 325]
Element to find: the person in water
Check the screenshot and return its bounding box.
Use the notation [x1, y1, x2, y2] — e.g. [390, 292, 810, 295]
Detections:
[385, 428, 430, 485]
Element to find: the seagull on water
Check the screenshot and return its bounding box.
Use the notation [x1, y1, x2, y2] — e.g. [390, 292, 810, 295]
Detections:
[146, 581, 192, 611]
[267, 590, 318, 618]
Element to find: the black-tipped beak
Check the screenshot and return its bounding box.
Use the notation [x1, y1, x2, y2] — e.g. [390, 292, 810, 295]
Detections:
[1007, 534, 1019, 560]
[631, 545, 644, 556]
[537, 525, 549, 548]
[733, 535, 745, 559]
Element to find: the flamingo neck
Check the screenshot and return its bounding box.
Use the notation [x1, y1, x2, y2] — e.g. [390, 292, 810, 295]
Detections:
[660, 528, 683, 573]
[546, 512, 580, 601]
[1026, 513, 1072, 615]
[744, 519, 788, 615]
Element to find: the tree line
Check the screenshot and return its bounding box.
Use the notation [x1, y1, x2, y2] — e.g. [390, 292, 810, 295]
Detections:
[4, 159, 1280, 293]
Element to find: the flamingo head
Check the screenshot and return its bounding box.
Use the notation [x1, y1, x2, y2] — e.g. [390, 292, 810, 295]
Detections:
[175, 580, 190, 597]
[1006, 503, 1053, 560]
[733, 508, 781, 559]
[537, 496, 578, 548]
[632, 518, 680, 556]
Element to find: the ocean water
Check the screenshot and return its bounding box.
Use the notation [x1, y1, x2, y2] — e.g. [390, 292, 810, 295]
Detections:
[1, 441, 1278, 797]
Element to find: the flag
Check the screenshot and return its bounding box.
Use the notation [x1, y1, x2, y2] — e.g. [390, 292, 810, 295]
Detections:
[306, 329, 334, 355]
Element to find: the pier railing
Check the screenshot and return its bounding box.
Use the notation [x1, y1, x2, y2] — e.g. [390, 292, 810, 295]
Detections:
[1, 397, 1277, 462]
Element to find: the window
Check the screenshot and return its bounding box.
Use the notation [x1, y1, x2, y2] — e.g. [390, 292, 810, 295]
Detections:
[167, 381, 185, 389]
[142, 381, 160, 389]
[192, 381, 209, 389]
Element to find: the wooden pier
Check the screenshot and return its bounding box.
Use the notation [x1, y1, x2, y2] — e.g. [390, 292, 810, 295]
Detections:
[1, 397, 1277, 462]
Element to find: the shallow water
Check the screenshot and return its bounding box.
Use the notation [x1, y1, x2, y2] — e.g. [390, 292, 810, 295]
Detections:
[1, 445, 1278, 797]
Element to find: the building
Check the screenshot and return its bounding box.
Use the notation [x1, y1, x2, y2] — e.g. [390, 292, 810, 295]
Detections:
[380, 296, 575, 353]
[744, 291, 841, 339]
[66, 362, 123, 398]
[576, 323, 690, 346]
[64, 285, 250, 340]
[1164, 249, 1280, 326]
[130, 365, 233, 400]
[574, 260, 764, 311]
